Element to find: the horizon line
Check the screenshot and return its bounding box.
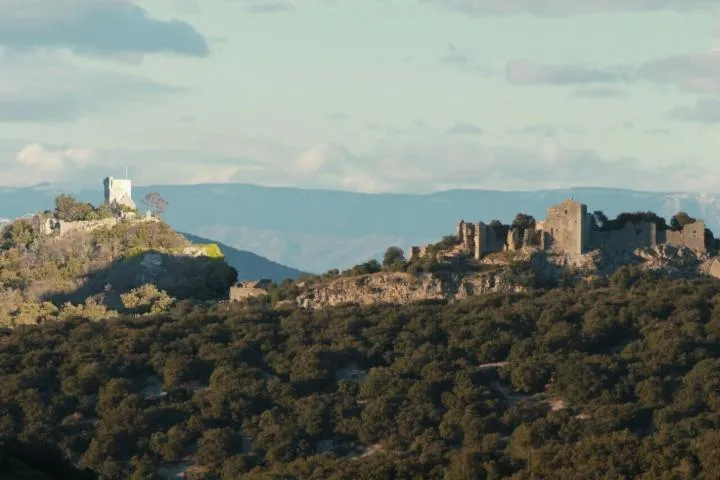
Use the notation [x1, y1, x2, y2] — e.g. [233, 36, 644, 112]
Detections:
[1, 181, 718, 197]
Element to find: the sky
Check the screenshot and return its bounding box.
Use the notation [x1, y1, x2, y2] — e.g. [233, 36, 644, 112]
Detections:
[1, 0, 720, 193]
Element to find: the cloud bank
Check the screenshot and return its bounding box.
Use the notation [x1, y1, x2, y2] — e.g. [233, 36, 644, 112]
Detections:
[0, 0, 209, 57]
[2, 135, 718, 194]
[0, 57, 181, 122]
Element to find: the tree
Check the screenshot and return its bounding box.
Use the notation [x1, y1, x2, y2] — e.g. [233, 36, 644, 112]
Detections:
[671, 212, 695, 230]
[54, 194, 78, 221]
[142, 192, 168, 217]
[511, 213, 536, 231]
[383, 246, 406, 270]
[54, 195, 93, 221]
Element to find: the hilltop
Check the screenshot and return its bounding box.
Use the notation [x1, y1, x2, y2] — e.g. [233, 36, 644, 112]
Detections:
[253, 198, 720, 310]
[0, 194, 237, 328]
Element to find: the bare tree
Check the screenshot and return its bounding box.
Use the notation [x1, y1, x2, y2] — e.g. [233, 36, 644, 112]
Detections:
[142, 192, 169, 217]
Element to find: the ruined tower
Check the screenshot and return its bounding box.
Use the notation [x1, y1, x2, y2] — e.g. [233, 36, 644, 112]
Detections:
[537, 199, 590, 255]
[103, 176, 136, 209]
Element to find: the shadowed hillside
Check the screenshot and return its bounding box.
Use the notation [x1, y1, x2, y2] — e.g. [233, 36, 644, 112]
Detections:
[45, 249, 237, 308]
[0, 441, 97, 480]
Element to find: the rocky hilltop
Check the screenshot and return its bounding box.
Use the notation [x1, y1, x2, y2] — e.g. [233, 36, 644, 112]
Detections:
[289, 248, 720, 310]
[242, 199, 720, 310]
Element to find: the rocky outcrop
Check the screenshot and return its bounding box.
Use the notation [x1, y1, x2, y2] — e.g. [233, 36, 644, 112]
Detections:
[295, 243, 720, 310]
[296, 271, 522, 310]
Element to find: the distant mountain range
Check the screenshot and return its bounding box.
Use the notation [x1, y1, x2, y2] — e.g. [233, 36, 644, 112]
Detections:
[2, 183, 720, 273]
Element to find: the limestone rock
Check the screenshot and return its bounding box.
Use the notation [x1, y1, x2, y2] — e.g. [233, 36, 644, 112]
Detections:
[295, 271, 521, 310]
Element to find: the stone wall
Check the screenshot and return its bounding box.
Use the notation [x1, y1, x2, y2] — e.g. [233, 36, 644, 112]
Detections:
[229, 280, 272, 301]
[455, 221, 507, 259]
[592, 221, 657, 252]
[44, 217, 117, 236]
[475, 223, 506, 258]
[537, 199, 588, 255]
[663, 220, 706, 253]
[43, 214, 158, 237]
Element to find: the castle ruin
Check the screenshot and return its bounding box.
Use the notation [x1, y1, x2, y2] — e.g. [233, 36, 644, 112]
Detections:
[43, 176, 153, 236]
[104, 176, 135, 210]
[410, 199, 713, 262]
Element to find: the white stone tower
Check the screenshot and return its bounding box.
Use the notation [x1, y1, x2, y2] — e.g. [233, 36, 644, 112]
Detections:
[103, 176, 136, 209]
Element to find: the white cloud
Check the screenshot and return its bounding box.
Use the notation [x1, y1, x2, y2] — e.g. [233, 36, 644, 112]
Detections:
[292, 142, 353, 174]
[2, 132, 717, 194]
[3, 143, 99, 185]
[16, 143, 94, 169]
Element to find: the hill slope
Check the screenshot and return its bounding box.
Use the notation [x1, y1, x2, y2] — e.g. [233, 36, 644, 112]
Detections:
[181, 232, 306, 282]
[1, 272, 720, 478]
[0, 208, 237, 327]
[3, 183, 720, 272]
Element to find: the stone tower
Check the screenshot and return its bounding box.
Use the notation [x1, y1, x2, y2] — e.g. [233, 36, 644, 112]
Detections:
[539, 199, 590, 255]
[103, 176, 136, 209]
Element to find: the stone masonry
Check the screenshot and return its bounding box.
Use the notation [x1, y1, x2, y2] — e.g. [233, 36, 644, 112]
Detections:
[410, 198, 714, 261]
[104, 176, 136, 209]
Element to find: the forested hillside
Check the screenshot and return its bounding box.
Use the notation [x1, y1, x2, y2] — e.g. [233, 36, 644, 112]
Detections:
[1, 267, 719, 479]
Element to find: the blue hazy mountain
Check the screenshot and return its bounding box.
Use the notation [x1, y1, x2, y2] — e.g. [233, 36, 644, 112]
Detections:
[181, 232, 306, 282]
[2, 183, 719, 273]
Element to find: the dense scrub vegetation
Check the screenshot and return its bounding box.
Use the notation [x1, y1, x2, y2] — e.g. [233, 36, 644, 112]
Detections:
[1, 267, 719, 479]
[0, 213, 236, 328]
[52, 194, 137, 222]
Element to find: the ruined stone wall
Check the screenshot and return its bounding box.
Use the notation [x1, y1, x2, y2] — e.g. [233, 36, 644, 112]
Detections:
[443, 199, 712, 263]
[461, 221, 474, 252]
[539, 200, 587, 255]
[44, 215, 158, 237]
[664, 221, 706, 253]
[475, 223, 506, 258]
[229, 286, 268, 301]
[591, 221, 657, 252]
[45, 217, 117, 236]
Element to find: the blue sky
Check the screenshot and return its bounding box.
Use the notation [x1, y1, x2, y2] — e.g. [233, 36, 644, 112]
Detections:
[1, 0, 719, 193]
